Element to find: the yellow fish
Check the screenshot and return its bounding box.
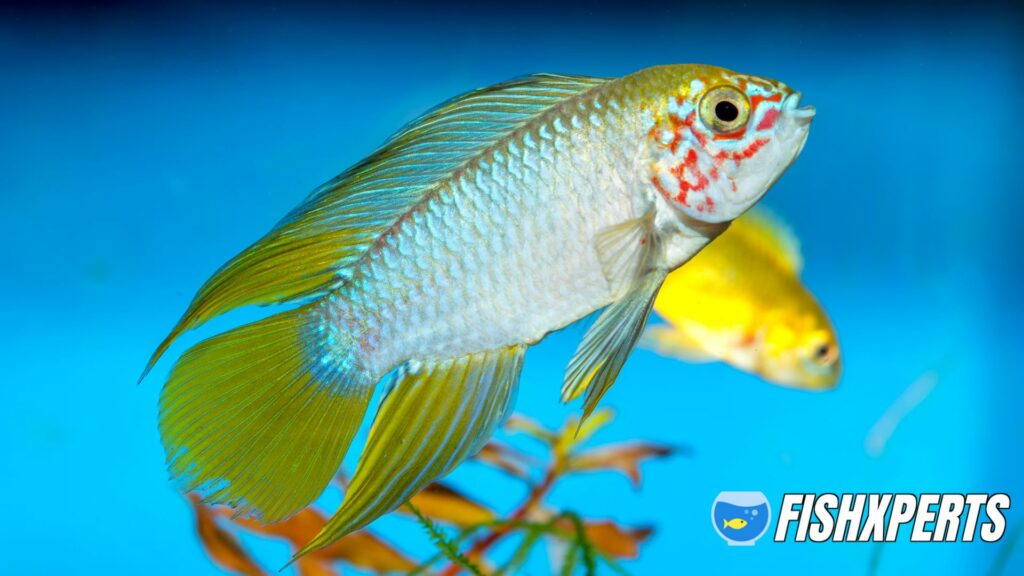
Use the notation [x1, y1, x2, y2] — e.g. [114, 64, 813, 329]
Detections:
[142, 65, 814, 560]
[645, 209, 840, 389]
[723, 518, 749, 530]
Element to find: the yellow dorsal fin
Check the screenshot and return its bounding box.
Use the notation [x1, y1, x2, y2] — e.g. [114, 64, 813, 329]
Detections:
[730, 207, 803, 275]
[141, 73, 610, 380]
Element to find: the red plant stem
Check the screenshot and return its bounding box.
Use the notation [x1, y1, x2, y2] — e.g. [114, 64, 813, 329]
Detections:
[439, 467, 558, 576]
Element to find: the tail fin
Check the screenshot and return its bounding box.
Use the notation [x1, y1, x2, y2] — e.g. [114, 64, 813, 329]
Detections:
[138, 228, 351, 384]
[723, 518, 728, 529]
[159, 303, 374, 524]
[292, 345, 525, 561]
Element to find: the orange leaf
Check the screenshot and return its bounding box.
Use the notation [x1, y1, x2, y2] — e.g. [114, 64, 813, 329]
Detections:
[315, 530, 417, 574]
[189, 494, 266, 576]
[404, 482, 495, 528]
[227, 507, 325, 545]
[474, 440, 534, 480]
[216, 503, 413, 574]
[294, 557, 339, 576]
[582, 521, 653, 559]
[565, 442, 676, 487]
[504, 413, 558, 444]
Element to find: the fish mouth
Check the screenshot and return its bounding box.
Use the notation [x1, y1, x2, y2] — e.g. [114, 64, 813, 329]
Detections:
[784, 92, 816, 125]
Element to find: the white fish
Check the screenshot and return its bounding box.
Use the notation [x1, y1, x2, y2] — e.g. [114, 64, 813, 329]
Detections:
[142, 64, 815, 560]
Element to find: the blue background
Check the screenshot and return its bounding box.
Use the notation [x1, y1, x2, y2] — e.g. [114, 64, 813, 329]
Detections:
[2, 1, 1021, 574]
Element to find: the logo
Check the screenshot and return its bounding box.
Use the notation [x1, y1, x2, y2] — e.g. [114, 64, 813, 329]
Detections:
[773, 493, 1011, 542]
[711, 491, 772, 546]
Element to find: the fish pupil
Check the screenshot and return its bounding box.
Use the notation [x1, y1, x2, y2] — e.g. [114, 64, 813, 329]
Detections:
[715, 101, 739, 122]
[815, 343, 831, 360]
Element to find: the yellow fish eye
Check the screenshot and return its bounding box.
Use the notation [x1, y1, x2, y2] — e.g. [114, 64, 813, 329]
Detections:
[699, 86, 750, 134]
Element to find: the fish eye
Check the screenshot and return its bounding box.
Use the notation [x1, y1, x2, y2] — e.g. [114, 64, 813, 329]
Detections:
[715, 101, 739, 122]
[812, 342, 836, 365]
[699, 86, 750, 134]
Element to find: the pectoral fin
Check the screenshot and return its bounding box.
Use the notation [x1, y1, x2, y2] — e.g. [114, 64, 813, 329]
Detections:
[561, 270, 666, 423]
[594, 209, 657, 293]
[641, 325, 716, 363]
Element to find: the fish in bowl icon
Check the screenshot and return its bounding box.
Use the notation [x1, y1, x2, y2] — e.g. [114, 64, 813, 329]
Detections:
[711, 491, 771, 546]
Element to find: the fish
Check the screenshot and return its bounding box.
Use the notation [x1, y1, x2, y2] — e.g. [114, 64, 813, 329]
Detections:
[142, 64, 815, 560]
[644, 208, 841, 389]
[723, 518, 749, 530]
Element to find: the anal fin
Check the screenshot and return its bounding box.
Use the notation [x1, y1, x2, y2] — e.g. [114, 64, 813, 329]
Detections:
[293, 345, 525, 561]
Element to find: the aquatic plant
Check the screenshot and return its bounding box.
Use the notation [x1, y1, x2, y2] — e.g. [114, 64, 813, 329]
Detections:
[188, 409, 679, 575]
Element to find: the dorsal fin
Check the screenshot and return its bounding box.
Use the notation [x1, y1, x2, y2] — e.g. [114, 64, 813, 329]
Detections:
[141, 73, 611, 380]
[730, 207, 803, 275]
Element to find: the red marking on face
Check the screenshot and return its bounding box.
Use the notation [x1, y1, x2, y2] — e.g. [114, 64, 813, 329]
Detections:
[682, 111, 708, 148]
[667, 148, 709, 207]
[756, 107, 779, 131]
[709, 166, 719, 180]
[715, 138, 769, 162]
[750, 92, 782, 109]
[651, 175, 673, 201]
[656, 113, 686, 154]
[712, 128, 748, 141]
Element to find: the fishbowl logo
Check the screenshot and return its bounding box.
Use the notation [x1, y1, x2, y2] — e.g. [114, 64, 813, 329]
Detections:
[711, 491, 772, 546]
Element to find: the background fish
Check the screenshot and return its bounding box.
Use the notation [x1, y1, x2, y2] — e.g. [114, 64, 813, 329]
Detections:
[644, 208, 840, 389]
[143, 64, 814, 559]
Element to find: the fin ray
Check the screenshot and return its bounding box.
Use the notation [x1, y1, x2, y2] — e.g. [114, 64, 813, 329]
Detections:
[641, 325, 716, 363]
[733, 207, 803, 274]
[561, 210, 664, 416]
[159, 304, 375, 524]
[293, 346, 525, 560]
[562, 271, 666, 421]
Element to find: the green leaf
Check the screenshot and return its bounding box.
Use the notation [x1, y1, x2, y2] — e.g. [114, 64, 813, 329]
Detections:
[406, 502, 486, 576]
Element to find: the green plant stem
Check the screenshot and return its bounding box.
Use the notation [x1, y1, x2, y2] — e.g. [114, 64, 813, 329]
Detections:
[439, 466, 559, 576]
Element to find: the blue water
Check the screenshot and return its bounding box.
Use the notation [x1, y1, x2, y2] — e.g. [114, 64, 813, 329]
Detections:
[2, 2, 1022, 575]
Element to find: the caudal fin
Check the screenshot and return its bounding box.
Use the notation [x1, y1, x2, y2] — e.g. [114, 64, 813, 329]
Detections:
[292, 345, 525, 561]
[159, 303, 374, 524]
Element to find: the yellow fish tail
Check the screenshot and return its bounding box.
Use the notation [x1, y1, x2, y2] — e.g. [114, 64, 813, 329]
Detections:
[158, 302, 375, 524]
[292, 346, 525, 563]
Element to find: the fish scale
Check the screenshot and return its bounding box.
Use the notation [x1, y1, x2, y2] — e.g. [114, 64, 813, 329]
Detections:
[344, 108, 643, 377]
